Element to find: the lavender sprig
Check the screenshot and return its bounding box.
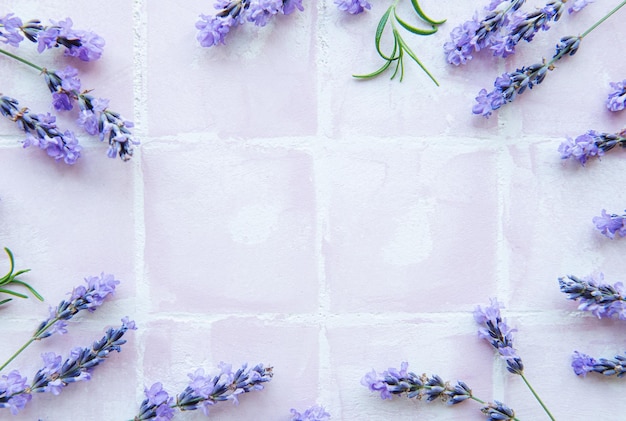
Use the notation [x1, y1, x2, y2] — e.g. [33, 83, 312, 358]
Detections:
[444, 0, 525, 66]
[43, 66, 137, 160]
[0, 247, 42, 306]
[571, 351, 626, 378]
[0, 13, 104, 61]
[592, 209, 626, 239]
[361, 362, 519, 420]
[132, 362, 273, 420]
[196, 0, 303, 47]
[558, 129, 626, 165]
[0, 273, 119, 373]
[0, 318, 135, 415]
[0, 94, 81, 164]
[559, 274, 626, 319]
[290, 404, 331, 421]
[473, 0, 626, 117]
[474, 299, 554, 420]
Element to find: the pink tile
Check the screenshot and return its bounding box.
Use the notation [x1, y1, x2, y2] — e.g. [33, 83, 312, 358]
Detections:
[328, 320, 493, 420]
[142, 317, 318, 420]
[146, 1, 317, 138]
[0, 148, 135, 321]
[324, 144, 499, 312]
[504, 142, 626, 311]
[143, 140, 317, 313]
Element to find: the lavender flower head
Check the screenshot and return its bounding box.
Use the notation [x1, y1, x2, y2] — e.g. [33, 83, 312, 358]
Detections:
[559, 273, 626, 320]
[43, 67, 138, 161]
[361, 362, 473, 405]
[0, 95, 81, 164]
[606, 79, 626, 112]
[335, 0, 371, 15]
[290, 404, 331, 421]
[134, 382, 175, 421]
[174, 362, 273, 415]
[34, 273, 120, 340]
[19, 17, 105, 61]
[571, 350, 626, 378]
[482, 401, 516, 421]
[558, 131, 603, 165]
[593, 209, 626, 239]
[29, 318, 136, 396]
[196, 0, 303, 47]
[0, 370, 31, 415]
[473, 35, 580, 117]
[0, 13, 24, 47]
[474, 298, 524, 374]
[568, 0, 594, 14]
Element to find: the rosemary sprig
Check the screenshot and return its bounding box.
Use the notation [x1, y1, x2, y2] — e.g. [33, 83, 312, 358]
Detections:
[0, 247, 42, 305]
[353, 0, 445, 84]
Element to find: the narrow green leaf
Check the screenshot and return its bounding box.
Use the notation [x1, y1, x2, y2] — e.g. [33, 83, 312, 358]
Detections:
[353, 59, 394, 79]
[394, 10, 437, 35]
[410, 0, 446, 26]
[0, 288, 28, 299]
[391, 45, 404, 81]
[0, 247, 15, 285]
[11, 280, 44, 301]
[0, 298, 12, 305]
[396, 33, 440, 86]
[375, 6, 395, 60]
[12, 269, 31, 278]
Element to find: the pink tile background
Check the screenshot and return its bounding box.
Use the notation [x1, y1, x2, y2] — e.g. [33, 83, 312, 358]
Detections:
[1, 0, 626, 420]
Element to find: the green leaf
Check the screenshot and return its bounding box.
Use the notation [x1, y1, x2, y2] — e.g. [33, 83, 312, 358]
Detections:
[0, 247, 15, 285]
[0, 298, 12, 306]
[394, 10, 437, 35]
[410, 0, 446, 26]
[375, 6, 395, 60]
[11, 280, 44, 301]
[396, 33, 440, 86]
[353, 59, 394, 79]
[0, 288, 28, 299]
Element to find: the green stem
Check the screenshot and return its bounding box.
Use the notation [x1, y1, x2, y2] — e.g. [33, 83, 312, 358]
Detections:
[0, 317, 59, 373]
[580, 0, 626, 39]
[520, 373, 555, 421]
[0, 47, 43, 72]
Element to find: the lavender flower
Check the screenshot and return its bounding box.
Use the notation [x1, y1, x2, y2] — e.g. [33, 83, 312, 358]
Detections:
[42, 67, 138, 161]
[482, 401, 516, 421]
[134, 382, 175, 421]
[290, 404, 331, 421]
[0, 95, 81, 164]
[134, 362, 273, 420]
[558, 128, 626, 165]
[0, 370, 31, 415]
[29, 318, 135, 394]
[606, 79, 626, 111]
[559, 274, 626, 319]
[571, 351, 596, 376]
[572, 351, 626, 378]
[474, 298, 524, 375]
[0, 319, 135, 415]
[593, 210, 626, 239]
[18, 17, 105, 61]
[335, 0, 371, 15]
[473, 35, 580, 117]
[196, 0, 303, 47]
[0, 13, 24, 47]
[361, 362, 473, 404]
[568, 0, 594, 14]
[34, 273, 120, 340]
[444, 0, 525, 66]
